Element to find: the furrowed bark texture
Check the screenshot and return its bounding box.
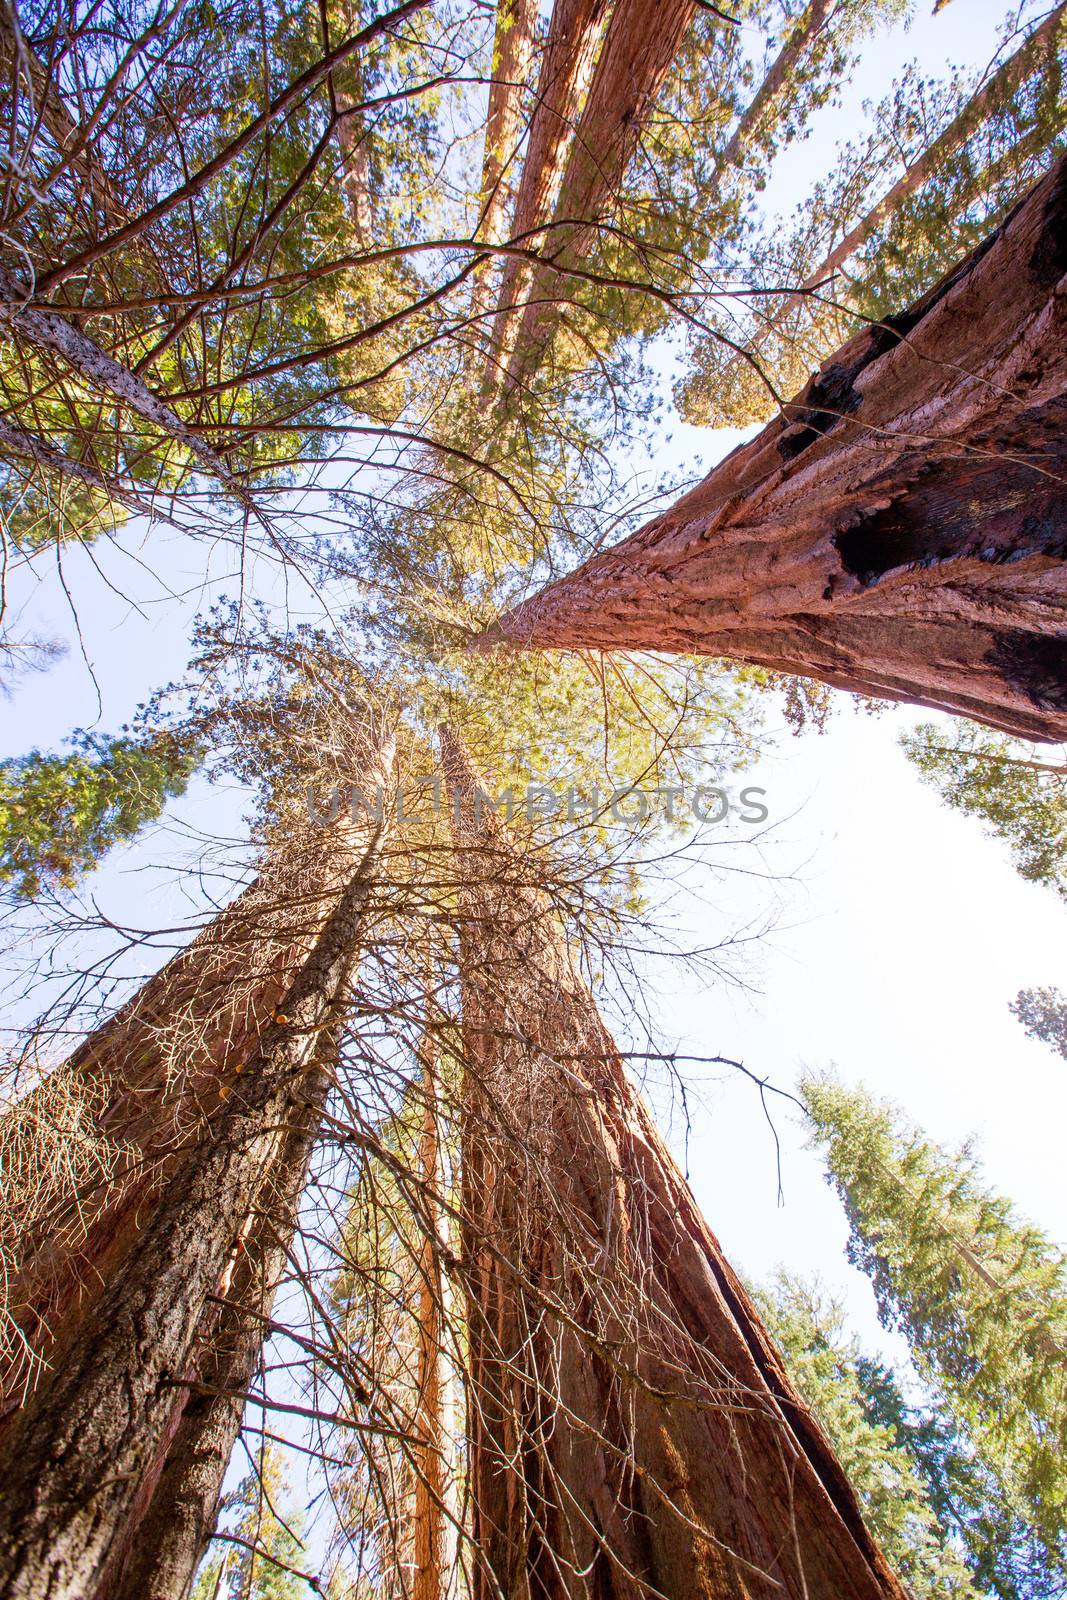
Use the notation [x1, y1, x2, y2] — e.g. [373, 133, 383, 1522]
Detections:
[107, 1033, 340, 1600]
[479, 0, 540, 247]
[502, 0, 697, 393]
[0, 810, 377, 1412]
[440, 726, 906, 1600]
[485, 156, 1067, 740]
[0, 800, 388, 1600]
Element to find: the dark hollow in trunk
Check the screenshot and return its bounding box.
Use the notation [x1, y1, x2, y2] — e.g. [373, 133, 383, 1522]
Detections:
[483, 155, 1067, 741]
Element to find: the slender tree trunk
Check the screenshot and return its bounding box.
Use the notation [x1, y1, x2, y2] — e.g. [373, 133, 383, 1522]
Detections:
[744, 3, 1066, 365]
[501, 0, 697, 393]
[440, 727, 907, 1600]
[0, 16, 131, 225]
[0, 744, 394, 1600]
[715, 0, 833, 181]
[328, 0, 375, 243]
[483, 155, 1067, 742]
[485, 0, 610, 382]
[411, 1030, 458, 1600]
[469, 0, 540, 363]
[479, 0, 540, 249]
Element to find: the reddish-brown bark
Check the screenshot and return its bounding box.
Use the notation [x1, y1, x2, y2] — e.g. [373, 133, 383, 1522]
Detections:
[0, 798, 388, 1600]
[441, 726, 907, 1600]
[486, 0, 611, 375]
[484, 156, 1067, 741]
[107, 1036, 337, 1600]
[1, 816, 375, 1414]
[501, 0, 697, 392]
[469, 0, 541, 344]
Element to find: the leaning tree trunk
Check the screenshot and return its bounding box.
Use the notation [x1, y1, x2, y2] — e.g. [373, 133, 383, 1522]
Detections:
[0, 744, 394, 1600]
[483, 154, 1067, 741]
[736, 2, 1067, 388]
[107, 1028, 342, 1600]
[440, 727, 907, 1600]
[1, 796, 382, 1413]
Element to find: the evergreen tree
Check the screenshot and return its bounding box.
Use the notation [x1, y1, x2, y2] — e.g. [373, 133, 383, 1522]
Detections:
[900, 723, 1067, 903]
[0, 729, 201, 900]
[801, 1074, 1067, 1590]
[1010, 988, 1067, 1062]
[192, 1449, 312, 1600]
[755, 1274, 978, 1599]
[858, 1356, 1062, 1600]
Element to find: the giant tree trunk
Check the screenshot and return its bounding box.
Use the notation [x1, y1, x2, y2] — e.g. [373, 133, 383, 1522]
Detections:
[107, 1030, 341, 1600]
[483, 155, 1067, 741]
[1, 808, 377, 1412]
[440, 727, 907, 1600]
[0, 744, 394, 1600]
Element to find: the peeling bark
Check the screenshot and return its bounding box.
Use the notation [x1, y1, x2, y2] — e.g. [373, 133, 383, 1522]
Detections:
[441, 726, 906, 1600]
[484, 156, 1067, 741]
[0, 793, 389, 1600]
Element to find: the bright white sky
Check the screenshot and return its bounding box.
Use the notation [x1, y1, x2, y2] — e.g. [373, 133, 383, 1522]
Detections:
[1, 0, 1063, 1388]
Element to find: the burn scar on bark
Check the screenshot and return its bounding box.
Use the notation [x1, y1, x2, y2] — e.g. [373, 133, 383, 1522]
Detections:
[985, 632, 1067, 712]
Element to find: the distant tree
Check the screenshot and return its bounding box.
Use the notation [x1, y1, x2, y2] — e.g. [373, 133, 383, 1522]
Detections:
[1010, 987, 1067, 1062]
[900, 723, 1067, 902]
[192, 1448, 311, 1600]
[755, 1273, 978, 1599]
[802, 1074, 1067, 1591]
[857, 1355, 1063, 1600]
[0, 729, 201, 899]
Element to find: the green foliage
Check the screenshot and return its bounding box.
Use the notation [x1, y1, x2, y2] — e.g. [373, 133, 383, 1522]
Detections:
[0, 730, 200, 899]
[801, 1073, 1067, 1592]
[900, 722, 1067, 902]
[192, 1449, 313, 1599]
[756, 1274, 979, 1598]
[679, 7, 1067, 428]
[1010, 987, 1067, 1062]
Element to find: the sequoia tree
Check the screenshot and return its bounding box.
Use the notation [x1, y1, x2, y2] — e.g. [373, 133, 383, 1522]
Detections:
[482, 154, 1067, 742]
[441, 725, 907, 1600]
[0, 722, 395, 1600]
